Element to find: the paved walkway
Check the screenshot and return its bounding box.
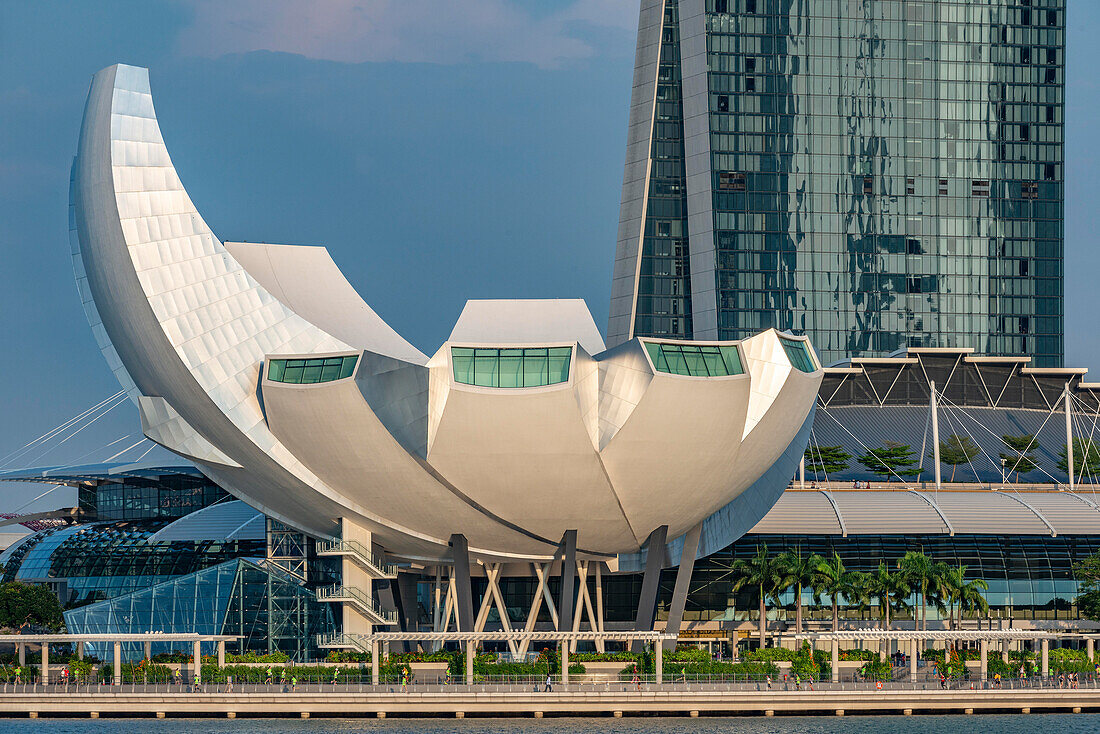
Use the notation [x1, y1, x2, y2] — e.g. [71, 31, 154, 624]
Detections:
[2, 682, 1100, 718]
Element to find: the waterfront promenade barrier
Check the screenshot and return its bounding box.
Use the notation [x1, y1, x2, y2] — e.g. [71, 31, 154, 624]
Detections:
[3, 678, 1100, 718]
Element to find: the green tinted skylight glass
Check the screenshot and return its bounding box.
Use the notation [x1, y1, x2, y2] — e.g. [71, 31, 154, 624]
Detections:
[644, 342, 743, 376]
[779, 336, 817, 373]
[267, 355, 358, 385]
[451, 346, 572, 388]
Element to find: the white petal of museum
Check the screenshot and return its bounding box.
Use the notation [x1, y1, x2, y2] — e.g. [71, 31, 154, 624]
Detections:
[70, 64, 823, 565]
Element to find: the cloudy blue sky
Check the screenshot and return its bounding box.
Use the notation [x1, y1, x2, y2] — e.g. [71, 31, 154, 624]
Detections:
[0, 1, 1098, 513]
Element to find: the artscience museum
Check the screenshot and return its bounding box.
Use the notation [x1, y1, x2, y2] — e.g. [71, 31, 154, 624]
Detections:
[51, 63, 822, 649]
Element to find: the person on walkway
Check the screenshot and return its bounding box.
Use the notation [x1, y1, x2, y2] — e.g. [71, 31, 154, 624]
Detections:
[193, 673, 201, 693]
[13, 667, 20, 685]
[765, 675, 772, 690]
[939, 673, 947, 689]
[794, 673, 801, 691]
[875, 679, 882, 690]
[226, 675, 233, 693]
[265, 667, 273, 685]
[632, 666, 641, 691]
[994, 672, 1001, 688]
[543, 673, 552, 693]
[332, 668, 339, 687]
[291, 675, 298, 690]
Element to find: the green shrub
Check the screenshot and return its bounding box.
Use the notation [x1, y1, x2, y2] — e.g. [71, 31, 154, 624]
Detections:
[224, 651, 289, 664]
[742, 647, 796, 662]
[791, 642, 830, 680]
[649, 660, 779, 681]
[839, 649, 878, 662]
[858, 658, 892, 680]
[98, 662, 174, 683]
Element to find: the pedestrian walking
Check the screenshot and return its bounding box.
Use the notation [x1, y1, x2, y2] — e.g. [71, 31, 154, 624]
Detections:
[226, 675, 233, 693]
[265, 667, 273, 685]
[544, 673, 552, 692]
[766, 675, 772, 690]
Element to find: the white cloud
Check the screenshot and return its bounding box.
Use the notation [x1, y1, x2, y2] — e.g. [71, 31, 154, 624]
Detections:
[175, 0, 637, 69]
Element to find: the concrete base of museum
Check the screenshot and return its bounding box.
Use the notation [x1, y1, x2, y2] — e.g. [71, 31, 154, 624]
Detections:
[3, 687, 1100, 718]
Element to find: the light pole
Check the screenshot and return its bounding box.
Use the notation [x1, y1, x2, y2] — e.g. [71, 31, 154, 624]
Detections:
[1001, 458, 1006, 485]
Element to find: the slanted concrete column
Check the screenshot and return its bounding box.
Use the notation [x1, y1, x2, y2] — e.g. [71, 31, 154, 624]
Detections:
[217, 640, 225, 668]
[17, 643, 24, 666]
[1089, 638, 1095, 663]
[41, 643, 48, 685]
[979, 639, 988, 682]
[113, 642, 122, 685]
[144, 640, 152, 662]
[910, 639, 918, 681]
[193, 640, 202, 683]
[654, 640, 663, 684]
[831, 640, 839, 683]
[1002, 640, 1009, 664]
[464, 640, 474, 685]
[1042, 639, 1050, 678]
[76, 642, 84, 661]
[561, 640, 570, 685]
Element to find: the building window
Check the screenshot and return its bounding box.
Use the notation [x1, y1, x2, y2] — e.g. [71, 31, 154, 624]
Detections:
[714, 0, 728, 12]
[863, 176, 873, 195]
[1022, 181, 1038, 200]
[745, 57, 756, 72]
[1048, 10, 1058, 26]
[907, 277, 922, 294]
[1020, 125, 1030, 142]
[1045, 68, 1056, 84]
[1047, 106, 1055, 123]
[658, 221, 671, 236]
[717, 94, 729, 112]
[719, 171, 746, 191]
[645, 342, 744, 377]
[267, 355, 357, 384]
[938, 178, 948, 196]
[906, 238, 922, 255]
[1045, 163, 1056, 181]
[746, 0, 756, 12]
[745, 77, 755, 92]
[451, 347, 572, 388]
[1020, 316, 1030, 334]
[1019, 259, 1029, 277]
[971, 180, 990, 197]
[778, 336, 817, 373]
[906, 177, 915, 195]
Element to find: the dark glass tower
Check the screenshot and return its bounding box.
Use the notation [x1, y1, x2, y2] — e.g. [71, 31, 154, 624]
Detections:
[609, 0, 1065, 366]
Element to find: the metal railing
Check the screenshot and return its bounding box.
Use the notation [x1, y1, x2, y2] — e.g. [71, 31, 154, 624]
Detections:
[1, 674, 1099, 695]
[315, 584, 398, 624]
[315, 540, 397, 578]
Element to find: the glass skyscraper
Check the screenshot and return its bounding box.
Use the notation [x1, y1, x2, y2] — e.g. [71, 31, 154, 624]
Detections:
[609, 0, 1065, 366]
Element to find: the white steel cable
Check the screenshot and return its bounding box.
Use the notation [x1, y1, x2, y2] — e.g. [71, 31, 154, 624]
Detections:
[20, 392, 129, 467]
[103, 438, 148, 463]
[0, 391, 124, 468]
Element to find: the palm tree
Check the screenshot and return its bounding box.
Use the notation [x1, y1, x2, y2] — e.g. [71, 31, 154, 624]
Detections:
[815, 552, 854, 632]
[776, 547, 825, 634]
[897, 551, 942, 631]
[865, 561, 910, 629]
[940, 564, 989, 630]
[730, 545, 782, 649]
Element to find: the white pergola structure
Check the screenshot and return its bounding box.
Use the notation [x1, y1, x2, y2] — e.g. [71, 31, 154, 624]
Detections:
[795, 629, 1091, 682]
[343, 631, 676, 685]
[0, 633, 239, 685]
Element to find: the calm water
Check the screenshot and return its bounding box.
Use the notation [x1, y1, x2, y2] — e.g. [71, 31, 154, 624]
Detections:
[1, 717, 1097, 733]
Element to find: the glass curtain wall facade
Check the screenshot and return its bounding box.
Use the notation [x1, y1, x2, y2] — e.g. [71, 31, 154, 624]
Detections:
[610, 0, 1065, 367]
[64, 559, 334, 659]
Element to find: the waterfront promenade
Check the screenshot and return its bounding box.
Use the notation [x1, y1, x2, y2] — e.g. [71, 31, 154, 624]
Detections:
[3, 680, 1100, 718]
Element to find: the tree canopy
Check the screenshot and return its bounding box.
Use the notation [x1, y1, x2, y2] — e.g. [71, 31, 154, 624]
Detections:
[0, 582, 64, 631]
[804, 445, 852, 476]
[1000, 434, 1039, 479]
[1057, 438, 1100, 480]
[857, 442, 921, 480]
[1075, 552, 1100, 621]
[933, 434, 980, 481]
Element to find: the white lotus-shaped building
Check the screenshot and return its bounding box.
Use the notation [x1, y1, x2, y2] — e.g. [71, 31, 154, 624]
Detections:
[70, 64, 822, 569]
